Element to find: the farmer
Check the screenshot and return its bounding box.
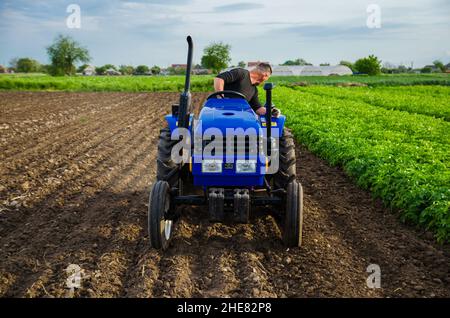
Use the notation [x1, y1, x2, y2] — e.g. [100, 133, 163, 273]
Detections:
[214, 62, 275, 116]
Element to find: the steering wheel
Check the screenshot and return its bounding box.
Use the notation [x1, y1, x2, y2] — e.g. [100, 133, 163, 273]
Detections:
[207, 90, 247, 100]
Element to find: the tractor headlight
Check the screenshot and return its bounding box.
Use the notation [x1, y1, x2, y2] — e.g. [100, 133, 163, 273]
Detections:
[202, 159, 222, 173]
[236, 160, 257, 173]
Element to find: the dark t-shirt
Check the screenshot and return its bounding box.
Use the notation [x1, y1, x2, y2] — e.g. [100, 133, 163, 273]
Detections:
[216, 68, 263, 111]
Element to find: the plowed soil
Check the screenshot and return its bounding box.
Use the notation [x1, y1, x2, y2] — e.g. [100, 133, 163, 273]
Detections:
[0, 91, 449, 298]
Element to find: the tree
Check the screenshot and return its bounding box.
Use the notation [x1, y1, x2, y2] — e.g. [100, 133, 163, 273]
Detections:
[95, 66, 107, 75]
[282, 60, 295, 65]
[421, 66, 432, 73]
[381, 61, 395, 73]
[281, 58, 311, 66]
[433, 60, 445, 72]
[353, 55, 382, 75]
[382, 62, 396, 69]
[134, 65, 150, 75]
[168, 66, 186, 75]
[319, 63, 330, 66]
[339, 60, 354, 71]
[8, 58, 19, 70]
[77, 64, 90, 73]
[40, 64, 52, 74]
[119, 65, 135, 75]
[238, 61, 246, 68]
[201, 42, 231, 73]
[46, 34, 90, 76]
[167, 66, 186, 75]
[397, 65, 408, 73]
[96, 64, 118, 75]
[103, 64, 117, 71]
[151, 65, 161, 75]
[16, 58, 41, 73]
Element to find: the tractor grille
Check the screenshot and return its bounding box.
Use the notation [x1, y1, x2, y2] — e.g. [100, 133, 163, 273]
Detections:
[202, 136, 258, 156]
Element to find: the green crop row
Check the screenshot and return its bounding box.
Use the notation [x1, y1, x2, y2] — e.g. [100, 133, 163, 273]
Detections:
[273, 86, 450, 242]
[1, 73, 449, 92]
[0, 74, 214, 92]
[273, 74, 450, 87]
[295, 85, 450, 121]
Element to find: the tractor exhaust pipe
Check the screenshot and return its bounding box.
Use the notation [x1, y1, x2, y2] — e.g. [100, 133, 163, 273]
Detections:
[177, 35, 194, 129]
[264, 82, 274, 156]
[184, 36, 194, 94]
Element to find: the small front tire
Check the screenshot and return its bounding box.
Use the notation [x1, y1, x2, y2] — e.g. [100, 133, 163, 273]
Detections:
[283, 180, 304, 247]
[148, 180, 173, 250]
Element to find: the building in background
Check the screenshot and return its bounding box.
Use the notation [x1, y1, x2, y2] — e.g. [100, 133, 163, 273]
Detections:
[247, 61, 270, 68]
[82, 65, 96, 76]
[105, 68, 121, 76]
[221, 64, 353, 76]
[171, 64, 187, 69]
[192, 68, 211, 75]
[271, 65, 353, 76]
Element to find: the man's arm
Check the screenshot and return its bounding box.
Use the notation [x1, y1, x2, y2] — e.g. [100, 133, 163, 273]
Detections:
[249, 89, 266, 116]
[215, 68, 245, 89]
[214, 77, 224, 92]
[214, 68, 246, 98]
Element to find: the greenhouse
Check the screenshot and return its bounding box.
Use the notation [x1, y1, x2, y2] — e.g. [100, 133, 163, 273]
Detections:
[271, 65, 353, 76]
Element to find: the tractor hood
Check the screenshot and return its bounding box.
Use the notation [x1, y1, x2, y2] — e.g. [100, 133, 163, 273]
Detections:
[195, 98, 261, 135]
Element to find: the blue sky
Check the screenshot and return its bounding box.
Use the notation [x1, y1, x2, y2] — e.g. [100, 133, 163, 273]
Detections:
[0, 0, 449, 68]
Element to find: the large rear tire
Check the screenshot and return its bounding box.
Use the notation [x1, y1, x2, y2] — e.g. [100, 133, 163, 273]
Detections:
[283, 180, 303, 247]
[157, 127, 178, 187]
[148, 181, 174, 250]
[273, 128, 296, 190]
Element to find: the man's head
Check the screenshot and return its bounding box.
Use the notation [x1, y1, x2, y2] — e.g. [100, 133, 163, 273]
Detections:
[249, 62, 272, 85]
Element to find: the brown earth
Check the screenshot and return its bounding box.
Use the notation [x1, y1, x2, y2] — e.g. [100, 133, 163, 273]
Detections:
[0, 91, 449, 298]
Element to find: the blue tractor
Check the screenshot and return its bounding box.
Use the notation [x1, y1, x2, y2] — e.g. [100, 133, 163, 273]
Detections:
[149, 36, 303, 250]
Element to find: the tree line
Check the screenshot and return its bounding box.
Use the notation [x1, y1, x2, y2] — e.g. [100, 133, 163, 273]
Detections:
[2, 34, 448, 76]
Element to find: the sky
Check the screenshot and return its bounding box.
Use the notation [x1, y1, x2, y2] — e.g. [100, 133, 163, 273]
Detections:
[0, 0, 449, 68]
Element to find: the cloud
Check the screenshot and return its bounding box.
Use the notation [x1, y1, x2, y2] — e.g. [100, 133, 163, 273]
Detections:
[275, 22, 415, 40]
[0, 0, 448, 68]
[213, 2, 264, 12]
[120, 0, 192, 5]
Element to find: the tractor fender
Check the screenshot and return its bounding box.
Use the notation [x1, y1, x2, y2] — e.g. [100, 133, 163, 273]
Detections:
[164, 114, 194, 133]
[260, 114, 287, 137]
[274, 115, 287, 136]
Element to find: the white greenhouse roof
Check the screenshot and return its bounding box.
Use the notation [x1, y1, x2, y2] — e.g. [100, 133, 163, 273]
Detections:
[271, 65, 353, 76]
[221, 65, 353, 76]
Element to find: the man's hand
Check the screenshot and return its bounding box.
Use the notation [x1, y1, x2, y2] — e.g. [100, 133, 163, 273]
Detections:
[271, 107, 281, 118]
[256, 107, 266, 116]
[256, 107, 280, 117]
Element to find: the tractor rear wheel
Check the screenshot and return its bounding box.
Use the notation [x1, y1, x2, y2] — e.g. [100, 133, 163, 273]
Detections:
[148, 180, 174, 250]
[157, 127, 178, 187]
[273, 128, 296, 190]
[283, 180, 303, 247]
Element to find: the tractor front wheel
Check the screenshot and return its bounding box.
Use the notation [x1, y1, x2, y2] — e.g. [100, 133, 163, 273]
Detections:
[283, 180, 304, 247]
[148, 180, 174, 250]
